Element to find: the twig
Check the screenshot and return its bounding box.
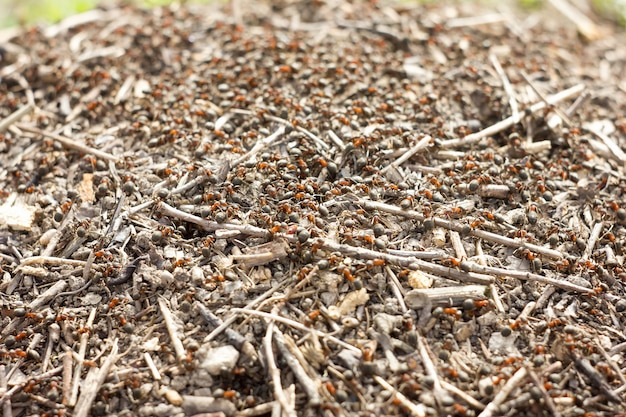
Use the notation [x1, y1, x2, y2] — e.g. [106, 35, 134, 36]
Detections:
[405, 285, 488, 309]
[520, 70, 573, 129]
[439, 84, 585, 149]
[373, 375, 425, 417]
[231, 308, 362, 355]
[0, 104, 33, 133]
[158, 298, 186, 364]
[478, 367, 528, 417]
[528, 369, 561, 417]
[29, 280, 68, 310]
[440, 380, 485, 411]
[0, 367, 63, 406]
[144, 352, 162, 381]
[203, 278, 290, 343]
[476, 241, 505, 313]
[446, 13, 507, 28]
[69, 307, 97, 407]
[489, 54, 519, 123]
[15, 123, 118, 161]
[73, 339, 119, 417]
[231, 126, 286, 167]
[381, 135, 432, 176]
[358, 199, 564, 259]
[585, 127, 626, 164]
[385, 265, 408, 313]
[582, 222, 603, 261]
[236, 401, 276, 417]
[19, 256, 91, 269]
[263, 114, 330, 150]
[547, 0, 603, 41]
[449, 230, 467, 259]
[416, 331, 449, 407]
[43, 207, 74, 257]
[158, 202, 271, 238]
[264, 310, 297, 417]
[62, 352, 73, 405]
[318, 239, 494, 285]
[42, 322, 61, 372]
[196, 302, 258, 362]
[273, 327, 321, 406]
[460, 261, 595, 293]
[327, 130, 347, 151]
[0, 365, 11, 417]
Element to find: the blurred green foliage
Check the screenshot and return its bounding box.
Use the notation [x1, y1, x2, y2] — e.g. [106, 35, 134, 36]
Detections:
[0, 0, 215, 28]
[0, 0, 624, 28]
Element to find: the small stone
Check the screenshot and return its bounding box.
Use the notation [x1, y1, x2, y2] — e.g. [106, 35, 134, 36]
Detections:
[164, 388, 184, 406]
[182, 396, 237, 417]
[199, 345, 239, 376]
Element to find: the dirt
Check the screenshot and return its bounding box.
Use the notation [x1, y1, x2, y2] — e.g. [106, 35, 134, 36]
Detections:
[1, 1, 626, 416]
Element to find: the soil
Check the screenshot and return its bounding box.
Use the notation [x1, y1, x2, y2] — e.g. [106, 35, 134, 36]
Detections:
[1, 1, 626, 416]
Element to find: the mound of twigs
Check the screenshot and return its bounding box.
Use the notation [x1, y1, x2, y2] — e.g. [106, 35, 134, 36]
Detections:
[1, 1, 626, 416]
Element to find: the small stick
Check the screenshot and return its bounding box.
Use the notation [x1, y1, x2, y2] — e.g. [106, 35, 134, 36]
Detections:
[449, 230, 467, 259]
[144, 352, 161, 381]
[232, 308, 361, 355]
[416, 331, 448, 407]
[517, 301, 537, 323]
[489, 54, 519, 123]
[158, 202, 271, 238]
[319, 239, 494, 285]
[358, 200, 564, 259]
[236, 401, 276, 417]
[0, 366, 63, 406]
[62, 352, 73, 405]
[527, 369, 560, 417]
[520, 70, 573, 128]
[582, 222, 603, 261]
[231, 126, 286, 167]
[28, 280, 68, 310]
[327, 130, 347, 151]
[440, 380, 485, 411]
[158, 298, 186, 364]
[446, 13, 507, 28]
[385, 249, 446, 259]
[478, 367, 528, 417]
[476, 241, 505, 313]
[461, 261, 595, 293]
[405, 285, 488, 309]
[158, 202, 493, 284]
[262, 114, 330, 150]
[69, 307, 97, 407]
[15, 123, 118, 161]
[373, 376, 425, 417]
[196, 302, 258, 362]
[586, 127, 626, 164]
[439, 84, 585, 149]
[0, 365, 11, 417]
[19, 256, 91, 269]
[0, 104, 33, 133]
[42, 207, 74, 257]
[273, 327, 321, 406]
[42, 322, 61, 372]
[73, 339, 119, 417]
[381, 135, 432, 175]
[264, 313, 296, 417]
[203, 279, 290, 343]
[547, 0, 602, 41]
[385, 265, 408, 313]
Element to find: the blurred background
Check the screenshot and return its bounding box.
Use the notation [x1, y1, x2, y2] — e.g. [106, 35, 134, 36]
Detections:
[0, 0, 624, 29]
